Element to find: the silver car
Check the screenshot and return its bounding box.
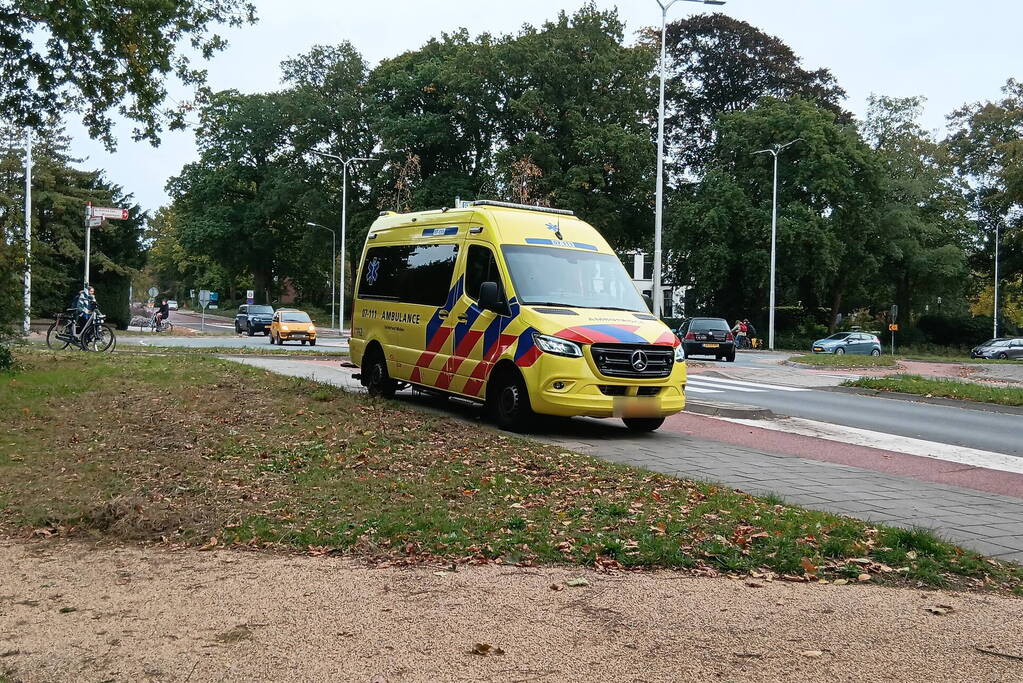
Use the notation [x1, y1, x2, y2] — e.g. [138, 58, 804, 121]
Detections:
[811, 332, 882, 356]
[971, 338, 1023, 360]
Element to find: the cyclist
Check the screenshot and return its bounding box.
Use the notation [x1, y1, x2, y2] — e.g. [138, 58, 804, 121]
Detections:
[154, 298, 170, 329]
[72, 284, 97, 337]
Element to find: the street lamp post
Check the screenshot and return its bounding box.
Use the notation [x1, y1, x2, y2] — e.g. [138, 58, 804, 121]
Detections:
[994, 221, 1000, 339]
[306, 222, 336, 332]
[652, 0, 726, 318]
[22, 132, 32, 336]
[752, 138, 802, 351]
[310, 151, 379, 336]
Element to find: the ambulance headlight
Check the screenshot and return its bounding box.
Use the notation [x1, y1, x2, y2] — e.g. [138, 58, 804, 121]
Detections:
[533, 334, 583, 358]
[674, 345, 685, 362]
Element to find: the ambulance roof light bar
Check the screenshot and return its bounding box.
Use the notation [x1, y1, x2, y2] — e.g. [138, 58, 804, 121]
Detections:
[467, 199, 575, 217]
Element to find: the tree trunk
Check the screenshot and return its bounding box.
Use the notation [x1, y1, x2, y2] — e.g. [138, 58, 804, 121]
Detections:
[828, 278, 845, 333]
[253, 268, 272, 305]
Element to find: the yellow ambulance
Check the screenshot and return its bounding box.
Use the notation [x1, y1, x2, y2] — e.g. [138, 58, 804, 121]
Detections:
[350, 200, 686, 432]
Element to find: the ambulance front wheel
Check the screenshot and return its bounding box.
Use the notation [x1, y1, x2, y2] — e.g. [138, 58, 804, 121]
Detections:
[489, 367, 534, 432]
[363, 346, 397, 399]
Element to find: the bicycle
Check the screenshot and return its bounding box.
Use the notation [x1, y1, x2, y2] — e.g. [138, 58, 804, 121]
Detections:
[148, 312, 174, 334]
[45, 309, 78, 350]
[80, 309, 116, 352]
[45, 308, 115, 352]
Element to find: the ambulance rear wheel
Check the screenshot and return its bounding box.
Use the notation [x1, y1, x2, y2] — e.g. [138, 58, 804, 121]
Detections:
[623, 417, 665, 432]
[363, 348, 396, 399]
[489, 369, 534, 432]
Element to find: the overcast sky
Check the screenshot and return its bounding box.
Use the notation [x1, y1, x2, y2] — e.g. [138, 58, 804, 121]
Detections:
[66, 0, 1022, 213]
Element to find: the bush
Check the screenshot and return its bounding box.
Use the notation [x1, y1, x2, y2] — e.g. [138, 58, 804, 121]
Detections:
[915, 313, 1016, 347]
[0, 344, 15, 372]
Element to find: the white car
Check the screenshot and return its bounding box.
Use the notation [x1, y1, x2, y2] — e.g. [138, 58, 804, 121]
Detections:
[168, 300, 179, 311]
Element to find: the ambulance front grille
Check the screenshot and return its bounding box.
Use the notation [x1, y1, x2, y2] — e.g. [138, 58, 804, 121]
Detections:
[590, 344, 674, 379]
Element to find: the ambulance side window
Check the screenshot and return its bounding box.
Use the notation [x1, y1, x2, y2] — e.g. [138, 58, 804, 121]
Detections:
[465, 245, 504, 302]
[358, 244, 459, 306]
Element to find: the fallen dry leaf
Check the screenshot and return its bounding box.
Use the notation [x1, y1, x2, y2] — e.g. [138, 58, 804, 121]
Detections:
[471, 643, 505, 656]
[924, 604, 954, 616]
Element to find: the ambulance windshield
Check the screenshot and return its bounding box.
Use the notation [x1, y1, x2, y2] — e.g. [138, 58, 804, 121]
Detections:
[501, 245, 648, 313]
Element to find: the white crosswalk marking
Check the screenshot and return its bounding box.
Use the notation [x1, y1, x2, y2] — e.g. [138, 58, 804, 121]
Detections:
[686, 375, 810, 393]
[684, 385, 723, 394]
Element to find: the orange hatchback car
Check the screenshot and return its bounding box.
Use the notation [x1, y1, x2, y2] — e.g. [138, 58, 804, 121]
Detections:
[269, 309, 317, 346]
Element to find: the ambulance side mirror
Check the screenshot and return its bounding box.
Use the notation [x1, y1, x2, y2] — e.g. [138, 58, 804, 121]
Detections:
[478, 281, 502, 313]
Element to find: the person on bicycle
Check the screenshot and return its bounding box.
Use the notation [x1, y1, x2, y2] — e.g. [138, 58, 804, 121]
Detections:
[744, 319, 758, 348]
[73, 285, 97, 337]
[155, 298, 170, 328]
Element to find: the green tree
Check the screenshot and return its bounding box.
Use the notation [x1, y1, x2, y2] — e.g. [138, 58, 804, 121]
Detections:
[167, 88, 337, 305]
[494, 5, 656, 248]
[667, 97, 884, 328]
[862, 95, 971, 321]
[367, 29, 503, 209]
[946, 79, 1023, 293]
[0, 122, 144, 327]
[1, 0, 256, 147]
[662, 13, 848, 173]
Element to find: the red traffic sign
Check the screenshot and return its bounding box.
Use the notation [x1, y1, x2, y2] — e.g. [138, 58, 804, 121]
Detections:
[90, 206, 128, 220]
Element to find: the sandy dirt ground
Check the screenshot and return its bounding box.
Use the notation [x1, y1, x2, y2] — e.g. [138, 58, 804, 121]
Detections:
[2, 541, 1022, 682]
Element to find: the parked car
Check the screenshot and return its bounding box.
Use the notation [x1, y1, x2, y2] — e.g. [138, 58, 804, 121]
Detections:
[811, 332, 882, 356]
[677, 317, 736, 361]
[235, 304, 274, 336]
[270, 309, 317, 346]
[971, 337, 1023, 360]
[167, 300, 178, 311]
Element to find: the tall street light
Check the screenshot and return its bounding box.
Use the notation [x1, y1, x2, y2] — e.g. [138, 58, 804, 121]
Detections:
[306, 222, 336, 332]
[310, 151, 379, 336]
[652, 0, 726, 318]
[22, 132, 32, 336]
[752, 138, 802, 351]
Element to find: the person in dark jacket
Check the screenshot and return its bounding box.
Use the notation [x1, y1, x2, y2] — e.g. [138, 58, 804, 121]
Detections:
[72, 284, 96, 337]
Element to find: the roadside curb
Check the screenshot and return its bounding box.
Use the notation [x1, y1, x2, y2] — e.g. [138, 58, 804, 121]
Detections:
[685, 400, 773, 420]
[819, 385, 1023, 416]
[782, 360, 901, 371]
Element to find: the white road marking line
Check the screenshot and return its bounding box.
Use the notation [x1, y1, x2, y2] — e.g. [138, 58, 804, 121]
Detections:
[688, 375, 809, 392]
[721, 415, 1023, 475]
[684, 386, 723, 394]
[687, 378, 766, 393]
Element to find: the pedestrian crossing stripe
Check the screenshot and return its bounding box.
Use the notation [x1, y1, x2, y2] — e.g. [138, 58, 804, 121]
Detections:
[686, 376, 810, 393]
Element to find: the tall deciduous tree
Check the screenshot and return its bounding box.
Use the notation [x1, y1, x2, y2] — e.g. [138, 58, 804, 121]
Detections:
[862, 95, 970, 320]
[662, 13, 848, 173]
[667, 97, 883, 328]
[167, 89, 313, 303]
[495, 5, 656, 248]
[0, 0, 256, 147]
[946, 79, 1023, 292]
[0, 122, 144, 327]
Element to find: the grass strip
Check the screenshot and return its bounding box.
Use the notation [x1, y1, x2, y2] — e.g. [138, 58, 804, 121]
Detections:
[2, 350, 1020, 593]
[844, 374, 1023, 407]
[789, 354, 897, 368]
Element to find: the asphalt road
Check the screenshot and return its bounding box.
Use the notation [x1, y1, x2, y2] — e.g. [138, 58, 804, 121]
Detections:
[117, 309, 350, 352]
[686, 375, 1023, 457]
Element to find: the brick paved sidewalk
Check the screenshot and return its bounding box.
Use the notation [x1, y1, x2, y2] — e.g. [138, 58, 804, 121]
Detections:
[228, 356, 1023, 564]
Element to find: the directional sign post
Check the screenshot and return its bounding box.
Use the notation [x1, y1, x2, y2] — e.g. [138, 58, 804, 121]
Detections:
[198, 289, 211, 332]
[889, 305, 899, 356]
[83, 203, 128, 286]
